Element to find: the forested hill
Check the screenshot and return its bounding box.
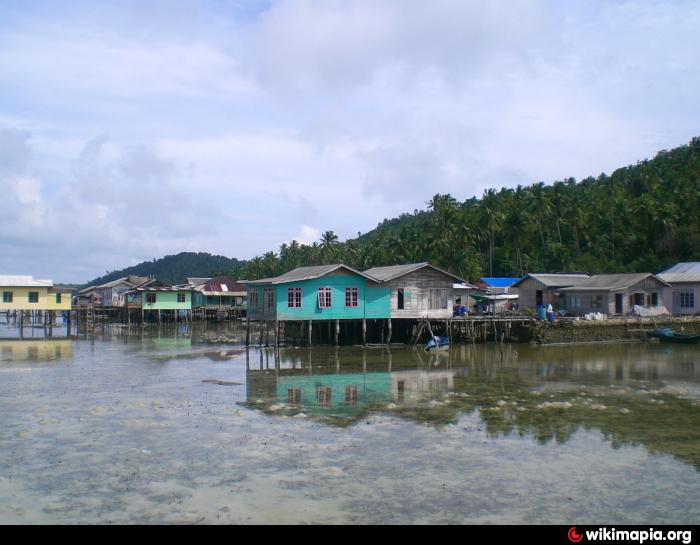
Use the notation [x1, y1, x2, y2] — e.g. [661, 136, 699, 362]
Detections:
[84, 252, 243, 287]
[235, 137, 700, 282]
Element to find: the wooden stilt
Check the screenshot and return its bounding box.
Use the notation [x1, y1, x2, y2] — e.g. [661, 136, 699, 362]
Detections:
[362, 318, 366, 345]
[335, 319, 340, 346]
[387, 318, 392, 344]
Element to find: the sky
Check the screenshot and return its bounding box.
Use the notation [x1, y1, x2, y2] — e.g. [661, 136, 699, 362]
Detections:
[1, 0, 699, 282]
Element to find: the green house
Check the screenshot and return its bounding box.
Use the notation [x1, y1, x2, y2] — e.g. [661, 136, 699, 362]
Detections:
[246, 264, 390, 322]
[133, 287, 193, 311]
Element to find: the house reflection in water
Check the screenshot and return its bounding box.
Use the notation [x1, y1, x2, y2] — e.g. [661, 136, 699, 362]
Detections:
[245, 348, 454, 423]
[0, 339, 72, 363]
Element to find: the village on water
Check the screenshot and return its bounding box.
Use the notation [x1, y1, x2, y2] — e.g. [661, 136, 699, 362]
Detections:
[2, 260, 699, 347]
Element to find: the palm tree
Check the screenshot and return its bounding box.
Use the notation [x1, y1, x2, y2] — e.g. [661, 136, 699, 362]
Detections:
[319, 231, 339, 264]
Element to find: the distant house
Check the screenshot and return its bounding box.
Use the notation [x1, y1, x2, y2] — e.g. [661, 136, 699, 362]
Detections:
[512, 273, 591, 309]
[658, 262, 700, 315]
[78, 275, 149, 307]
[189, 277, 247, 310]
[363, 262, 468, 320]
[126, 285, 193, 314]
[0, 275, 70, 312]
[557, 273, 670, 316]
[471, 277, 520, 314]
[246, 264, 389, 323]
[476, 277, 521, 294]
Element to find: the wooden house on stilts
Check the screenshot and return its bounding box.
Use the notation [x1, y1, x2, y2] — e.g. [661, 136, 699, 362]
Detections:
[245, 264, 390, 346]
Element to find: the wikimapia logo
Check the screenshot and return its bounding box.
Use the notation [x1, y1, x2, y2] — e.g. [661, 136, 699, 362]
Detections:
[567, 527, 693, 544]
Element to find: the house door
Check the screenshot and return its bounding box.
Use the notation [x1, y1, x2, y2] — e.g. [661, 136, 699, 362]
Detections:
[615, 293, 623, 314]
[536, 290, 543, 306]
[397, 288, 404, 310]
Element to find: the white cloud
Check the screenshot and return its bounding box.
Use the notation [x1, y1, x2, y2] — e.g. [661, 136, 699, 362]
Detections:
[1, 0, 699, 280]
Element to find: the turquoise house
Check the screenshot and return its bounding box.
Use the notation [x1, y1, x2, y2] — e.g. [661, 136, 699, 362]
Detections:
[246, 264, 390, 323]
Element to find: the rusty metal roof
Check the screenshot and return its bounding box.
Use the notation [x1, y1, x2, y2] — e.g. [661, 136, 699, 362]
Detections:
[195, 276, 246, 295]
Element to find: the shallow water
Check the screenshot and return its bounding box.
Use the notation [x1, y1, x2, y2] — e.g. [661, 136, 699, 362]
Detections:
[1, 325, 699, 524]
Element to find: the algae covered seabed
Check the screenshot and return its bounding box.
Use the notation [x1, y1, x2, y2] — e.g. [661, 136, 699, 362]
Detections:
[1, 325, 699, 524]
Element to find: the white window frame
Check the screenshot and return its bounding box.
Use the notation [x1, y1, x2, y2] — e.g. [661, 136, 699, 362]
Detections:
[318, 287, 332, 308]
[287, 287, 302, 308]
[345, 287, 358, 308]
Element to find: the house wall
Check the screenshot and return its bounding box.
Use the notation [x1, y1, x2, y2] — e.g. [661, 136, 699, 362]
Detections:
[246, 285, 267, 321]
[45, 291, 72, 311]
[663, 282, 699, 315]
[515, 277, 556, 309]
[141, 291, 192, 311]
[563, 278, 667, 316]
[0, 287, 51, 311]
[381, 269, 456, 319]
[274, 272, 387, 321]
[247, 272, 392, 321]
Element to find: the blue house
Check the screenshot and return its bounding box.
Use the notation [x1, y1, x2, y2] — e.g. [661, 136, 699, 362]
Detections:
[246, 264, 390, 344]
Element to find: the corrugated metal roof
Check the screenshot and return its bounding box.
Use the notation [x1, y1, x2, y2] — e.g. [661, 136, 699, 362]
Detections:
[0, 275, 53, 287]
[187, 277, 212, 287]
[196, 276, 246, 295]
[512, 273, 590, 288]
[479, 277, 520, 288]
[364, 262, 465, 283]
[454, 282, 478, 290]
[658, 262, 700, 283]
[558, 273, 670, 292]
[249, 264, 377, 285]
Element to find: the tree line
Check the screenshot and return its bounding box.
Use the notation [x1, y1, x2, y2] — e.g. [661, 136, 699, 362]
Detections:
[229, 137, 700, 282]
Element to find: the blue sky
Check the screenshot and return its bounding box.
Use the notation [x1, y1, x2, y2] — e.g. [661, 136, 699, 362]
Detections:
[1, 0, 699, 282]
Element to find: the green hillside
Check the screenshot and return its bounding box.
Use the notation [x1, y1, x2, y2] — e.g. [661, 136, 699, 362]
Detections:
[235, 136, 700, 282]
[84, 252, 244, 287]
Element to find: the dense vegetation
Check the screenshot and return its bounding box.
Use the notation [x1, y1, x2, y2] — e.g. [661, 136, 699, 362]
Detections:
[233, 137, 700, 282]
[84, 252, 242, 287]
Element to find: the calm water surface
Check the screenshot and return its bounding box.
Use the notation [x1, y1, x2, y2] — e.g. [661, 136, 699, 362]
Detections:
[1, 324, 699, 524]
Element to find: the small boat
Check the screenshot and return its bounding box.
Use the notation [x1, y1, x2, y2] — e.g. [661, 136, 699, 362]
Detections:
[425, 335, 450, 351]
[647, 328, 700, 344]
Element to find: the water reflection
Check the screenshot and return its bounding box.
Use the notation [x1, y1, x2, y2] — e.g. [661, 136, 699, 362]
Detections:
[0, 339, 72, 362]
[245, 344, 700, 469]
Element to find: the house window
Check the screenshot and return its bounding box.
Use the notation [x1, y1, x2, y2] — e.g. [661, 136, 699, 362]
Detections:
[428, 289, 449, 309]
[567, 295, 581, 309]
[316, 386, 332, 407]
[287, 287, 302, 308]
[590, 295, 603, 309]
[249, 290, 259, 308]
[2, 291, 12, 303]
[651, 292, 659, 307]
[287, 388, 301, 405]
[264, 289, 275, 308]
[679, 291, 695, 308]
[28, 292, 39, 303]
[177, 293, 186, 303]
[146, 293, 157, 304]
[345, 385, 359, 405]
[55, 293, 62, 304]
[317, 288, 332, 308]
[345, 287, 358, 307]
[633, 293, 645, 306]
